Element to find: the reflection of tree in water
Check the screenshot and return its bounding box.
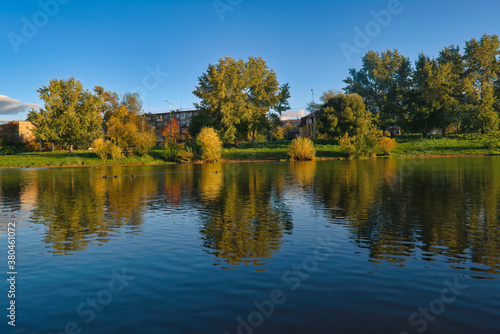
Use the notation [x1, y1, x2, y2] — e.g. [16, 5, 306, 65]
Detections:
[197, 163, 293, 267]
[29, 168, 157, 255]
[315, 158, 500, 275]
[0, 169, 39, 233]
[0, 169, 37, 213]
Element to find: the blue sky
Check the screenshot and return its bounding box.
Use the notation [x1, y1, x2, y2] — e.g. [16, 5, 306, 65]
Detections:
[1, 0, 499, 121]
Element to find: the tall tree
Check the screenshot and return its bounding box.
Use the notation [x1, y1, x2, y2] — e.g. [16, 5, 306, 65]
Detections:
[409, 53, 460, 137]
[343, 49, 412, 128]
[28, 78, 103, 152]
[193, 56, 290, 144]
[463, 34, 500, 133]
[162, 118, 181, 143]
[436, 45, 468, 132]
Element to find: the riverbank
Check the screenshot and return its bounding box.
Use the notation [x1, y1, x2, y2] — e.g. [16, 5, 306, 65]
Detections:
[0, 135, 498, 169]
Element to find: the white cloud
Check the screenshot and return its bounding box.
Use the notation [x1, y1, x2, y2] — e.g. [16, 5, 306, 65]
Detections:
[0, 95, 39, 115]
[280, 109, 307, 121]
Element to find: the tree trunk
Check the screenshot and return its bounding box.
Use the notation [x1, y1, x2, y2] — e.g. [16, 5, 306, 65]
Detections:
[52, 143, 54, 152]
[69, 145, 73, 153]
[251, 129, 256, 146]
[422, 131, 427, 139]
[481, 127, 486, 135]
[441, 127, 446, 137]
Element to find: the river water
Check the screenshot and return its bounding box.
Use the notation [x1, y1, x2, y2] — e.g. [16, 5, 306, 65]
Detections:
[0, 157, 499, 333]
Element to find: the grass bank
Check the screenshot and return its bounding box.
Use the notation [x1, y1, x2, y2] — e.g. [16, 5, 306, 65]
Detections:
[0, 133, 498, 169]
[0, 150, 166, 169]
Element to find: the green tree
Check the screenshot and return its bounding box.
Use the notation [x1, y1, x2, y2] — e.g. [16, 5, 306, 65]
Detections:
[193, 56, 290, 145]
[28, 78, 103, 152]
[343, 49, 413, 128]
[102, 91, 148, 152]
[409, 53, 460, 137]
[463, 34, 500, 133]
[316, 92, 375, 138]
[436, 45, 468, 132]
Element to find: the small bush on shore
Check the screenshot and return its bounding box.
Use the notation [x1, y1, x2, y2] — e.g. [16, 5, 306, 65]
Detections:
[92, 138, 111, 161]
[288, 137, 316, 161]
[196, 127, 222, 162]
[92, 138, 123, 161]
[110, 144, 123, 160]
[378, 136, 398, 155]
[178, 146, 195, 162]
[163, 141, 181, 162]
[339, 130, 382, 158]
[134, 130, 157, 156]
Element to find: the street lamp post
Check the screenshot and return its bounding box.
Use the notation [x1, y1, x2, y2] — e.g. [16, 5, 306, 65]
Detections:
[165, 100, 175, 143]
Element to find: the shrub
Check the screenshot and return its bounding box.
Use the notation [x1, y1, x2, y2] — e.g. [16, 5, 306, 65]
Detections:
[196, 127, 222, 162]
[288, 137, 316, 161]
[134, 130, 157, 156]
[0, 146, 16, 155]
[378, 136, 398, 155]
[163, 142, 181, 162]
[339, 133, 356, 157]
[110, 144, 123, 160]
[92, 138, 122, 161]
[339, 130, 382, 158]
[92, 138, 111, 161]
[178, 146, 195, 162]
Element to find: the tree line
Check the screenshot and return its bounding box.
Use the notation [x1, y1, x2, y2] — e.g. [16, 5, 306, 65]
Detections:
[339, 34, 500, 137]
[26, 78, 156, 157]
[12, 35, 500, 158]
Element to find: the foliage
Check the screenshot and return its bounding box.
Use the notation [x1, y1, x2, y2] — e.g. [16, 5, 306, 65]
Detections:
[162, 118, 181, 143]
[484, 138, 498, 151]
[97, 88, 147, 153]
[339, 130, 382, 158]
[28, 78, 103, 152]
[109, 144, 123, 160]
[91, 138, 113, 161]
[287, 137, 316, 161]
[378, 136, 398, 155]
[463, 34, 500, 133]
[196, 127, 223, 162]
[338, 133, 356, 157]
[134, 128, 157, 156]
[163, 141, 181, 162]
[343, 35, 500, 136]
[178, 145, 195, 162]
[188, 111, 217, 140]
[344, 49, 412, 127]
[193, 56, 290, 144]
[316, 92, 376, 138]
[91, 138, 122, 161]
[106, 106, 143, 151]
[272, 125, 286, 140]
[409, 52, 461, 137]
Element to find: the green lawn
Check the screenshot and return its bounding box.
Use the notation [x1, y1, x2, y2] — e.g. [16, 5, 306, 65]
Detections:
[393, 133, 500, 157]
[0, 149, 166, 169]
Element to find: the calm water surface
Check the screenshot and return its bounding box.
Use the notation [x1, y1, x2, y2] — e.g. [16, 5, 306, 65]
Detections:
[0, 158, 499, 334]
